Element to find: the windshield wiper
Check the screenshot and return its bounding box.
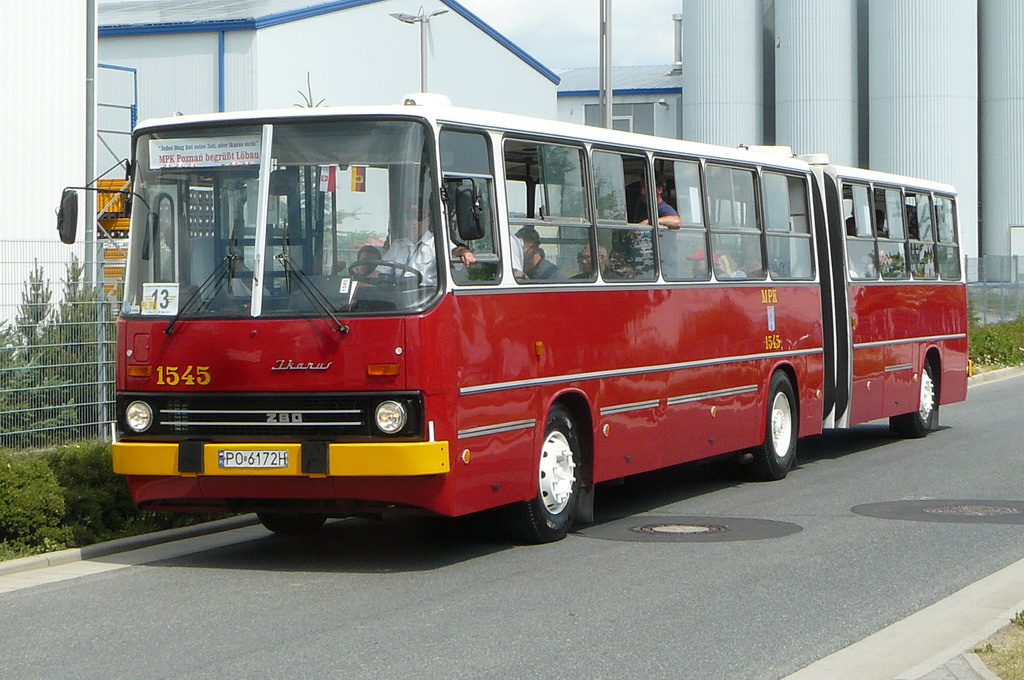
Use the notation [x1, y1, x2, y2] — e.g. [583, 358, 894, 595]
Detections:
[275, 252, 349, 334]
[163, 254, 236, 335]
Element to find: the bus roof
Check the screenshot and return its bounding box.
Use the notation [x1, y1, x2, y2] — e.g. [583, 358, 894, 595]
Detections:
[134, 99, 814, 172]
[828, 164, 957, 195]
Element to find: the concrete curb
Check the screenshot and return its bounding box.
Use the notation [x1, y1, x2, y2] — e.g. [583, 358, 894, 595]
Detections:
[0, 514, 260, 578]
[968, 365, 1024, 385]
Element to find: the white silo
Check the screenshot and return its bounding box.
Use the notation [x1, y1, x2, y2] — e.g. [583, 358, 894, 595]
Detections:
[774, 0, 858, 165]
[868, 0, 978, 258]
[682, 0, 763, 147]
[980, 0, 1024, 258]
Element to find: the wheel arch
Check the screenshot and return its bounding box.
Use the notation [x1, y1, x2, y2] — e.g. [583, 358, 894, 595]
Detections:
[765, 361, 801, 438]
[924, 345, 942, 397]
[547, 390, 594, 490]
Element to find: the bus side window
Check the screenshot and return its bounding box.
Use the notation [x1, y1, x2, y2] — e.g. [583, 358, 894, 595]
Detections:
[935, 195, 961, 280]
[440, 129, 499, 284]
[504, 139, 589, 283]
[656, 157, 710, 281]
[591, 150, 655, 281]
[906, 192, 937, 279]
[762, 171, 813, 280]
[877, 187, 908, 280]
[706, 163, 764, 279]
[843, 182, 878, 280]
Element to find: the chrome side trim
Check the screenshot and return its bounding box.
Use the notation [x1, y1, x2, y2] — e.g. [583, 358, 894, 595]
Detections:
[667, 384, 758, 406]
[458, 419, 537, 440]
[460, 347, 823, 396]
[164, 420, 362, 427]
[884, 363, 914, 373]
[600, 399, 661, 416]
[853, 333, 967, 350]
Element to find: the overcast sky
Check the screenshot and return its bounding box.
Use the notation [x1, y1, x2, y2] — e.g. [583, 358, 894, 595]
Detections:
[453, 0, 683, 71]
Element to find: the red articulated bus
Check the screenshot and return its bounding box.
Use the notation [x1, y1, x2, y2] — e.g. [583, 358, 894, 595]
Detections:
[62, 97, 967, 542]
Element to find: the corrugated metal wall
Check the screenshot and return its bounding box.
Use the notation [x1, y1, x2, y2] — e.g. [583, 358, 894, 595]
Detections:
[682, 0, 763, 147]
[868, 0, 978, 257]
[775, 0, 858, 164]
[980, 0, 1024, 256]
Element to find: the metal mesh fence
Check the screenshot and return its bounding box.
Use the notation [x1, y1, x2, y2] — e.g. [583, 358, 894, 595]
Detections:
[966, 255, 1024, 325]
[0, 239, 116, 449]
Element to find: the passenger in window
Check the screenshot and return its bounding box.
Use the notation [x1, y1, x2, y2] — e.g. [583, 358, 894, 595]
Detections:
[608, 246, 636, 279]
[875, 210, 888, 238]
[688, 249, 711, 278]
[573, 244, 608, 279]
[639, 181, 682, 228]
[349, 245, 382, 279]
[715, 253, 746, 279]
[515, 226, 568, 281]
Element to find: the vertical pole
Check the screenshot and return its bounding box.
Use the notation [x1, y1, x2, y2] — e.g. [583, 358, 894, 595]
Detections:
[599, 0, 612, 128]
[420, 17, 428, 92]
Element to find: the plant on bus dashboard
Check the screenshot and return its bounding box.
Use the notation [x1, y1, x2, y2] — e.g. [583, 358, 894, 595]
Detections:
[295, 72, 325, 108]
[0, 257, 110, 449]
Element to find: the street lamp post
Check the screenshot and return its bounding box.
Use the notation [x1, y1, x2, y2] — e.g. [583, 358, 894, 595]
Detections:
[389, 6, 448, 93]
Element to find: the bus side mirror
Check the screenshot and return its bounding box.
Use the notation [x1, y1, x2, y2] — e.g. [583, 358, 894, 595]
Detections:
[454, 179, 484, 241]
[57, 189, 79, 244]
[142, 212, 159, 261]
[269, 168, 298, 196]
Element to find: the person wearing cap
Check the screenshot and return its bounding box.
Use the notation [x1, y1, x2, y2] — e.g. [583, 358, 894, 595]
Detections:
[514, 226, 567, 281]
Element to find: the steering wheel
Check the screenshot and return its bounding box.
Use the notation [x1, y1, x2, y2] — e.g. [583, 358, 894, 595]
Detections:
[348, 259, 424, 286]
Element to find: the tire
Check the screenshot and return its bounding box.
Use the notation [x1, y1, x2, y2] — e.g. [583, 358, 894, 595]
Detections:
[750, 372, 798, 481]
[506, 405, 581, 543]
[257, 512, 327, 535]
[890, 360, 938, 438]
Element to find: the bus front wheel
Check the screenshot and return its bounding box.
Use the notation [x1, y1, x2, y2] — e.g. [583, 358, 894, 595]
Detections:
[751, 372, 797, 481]
[890, 361, 938, 438]
[506, 405, 581, 543]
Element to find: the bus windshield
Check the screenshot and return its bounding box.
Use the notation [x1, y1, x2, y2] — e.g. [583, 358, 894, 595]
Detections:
[124, 118, 441, 319]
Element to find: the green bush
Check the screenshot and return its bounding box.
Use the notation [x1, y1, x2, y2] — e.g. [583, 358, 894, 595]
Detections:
[970, 317, 1024, 368]
[0, 450, 73, 552]
[1, 442, 224, 560]
[44, 441, 140, 545]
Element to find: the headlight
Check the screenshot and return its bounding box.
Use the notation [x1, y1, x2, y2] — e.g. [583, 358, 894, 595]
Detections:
[374, 400, 407, 434]
[126, 400, 153, 432]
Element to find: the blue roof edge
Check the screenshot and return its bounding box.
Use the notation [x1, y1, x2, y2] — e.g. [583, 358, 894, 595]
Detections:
[558, 87, 682, 98]
[98, 0, 560, 85]
[440, 0, 559, 85]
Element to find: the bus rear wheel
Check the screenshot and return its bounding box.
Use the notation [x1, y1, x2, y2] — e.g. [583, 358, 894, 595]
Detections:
[751, 372, 797, 481]
[890, 361, 938, 438]
[257, 512, 327, 535]
[506, 405, 581, 544]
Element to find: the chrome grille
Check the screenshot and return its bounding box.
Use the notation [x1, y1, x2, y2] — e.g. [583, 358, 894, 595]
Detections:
[117, 392, 421, 439]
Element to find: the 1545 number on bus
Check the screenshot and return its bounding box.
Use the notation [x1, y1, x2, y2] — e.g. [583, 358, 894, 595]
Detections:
[156, 365, 211, 386]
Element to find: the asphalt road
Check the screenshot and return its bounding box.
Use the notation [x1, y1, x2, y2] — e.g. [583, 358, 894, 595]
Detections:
[1, 375, 1022, 680]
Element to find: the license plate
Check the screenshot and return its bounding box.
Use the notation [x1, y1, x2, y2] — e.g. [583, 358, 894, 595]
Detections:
[218, 449, 289, 469]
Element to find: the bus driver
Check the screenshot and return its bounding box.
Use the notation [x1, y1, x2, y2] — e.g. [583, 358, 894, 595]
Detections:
[382, 203, 475, 285]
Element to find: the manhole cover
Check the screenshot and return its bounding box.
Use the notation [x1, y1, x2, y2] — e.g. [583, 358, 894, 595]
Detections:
[577, 515, 802, 542]
[632, 523, 729, 535]
[924, 505, 1020, 517]
[852, 500, 1024, 524]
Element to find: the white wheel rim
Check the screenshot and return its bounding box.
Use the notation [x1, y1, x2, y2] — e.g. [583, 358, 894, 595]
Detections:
[918, 367, 935, 422]
[770, 391, 793, 460]
[539, 430, 576, 515]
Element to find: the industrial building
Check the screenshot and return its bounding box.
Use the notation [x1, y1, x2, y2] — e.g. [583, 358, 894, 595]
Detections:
[97, 0, 559, 125]
[681, 0, 1023, 261]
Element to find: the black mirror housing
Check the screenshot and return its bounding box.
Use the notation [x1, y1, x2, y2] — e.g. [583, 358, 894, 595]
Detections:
[57, 189, 79, 244]
[454, 179, 484, 241]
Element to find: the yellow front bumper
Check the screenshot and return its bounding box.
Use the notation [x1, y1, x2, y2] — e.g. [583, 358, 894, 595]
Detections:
[112, 441, 450, 477]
